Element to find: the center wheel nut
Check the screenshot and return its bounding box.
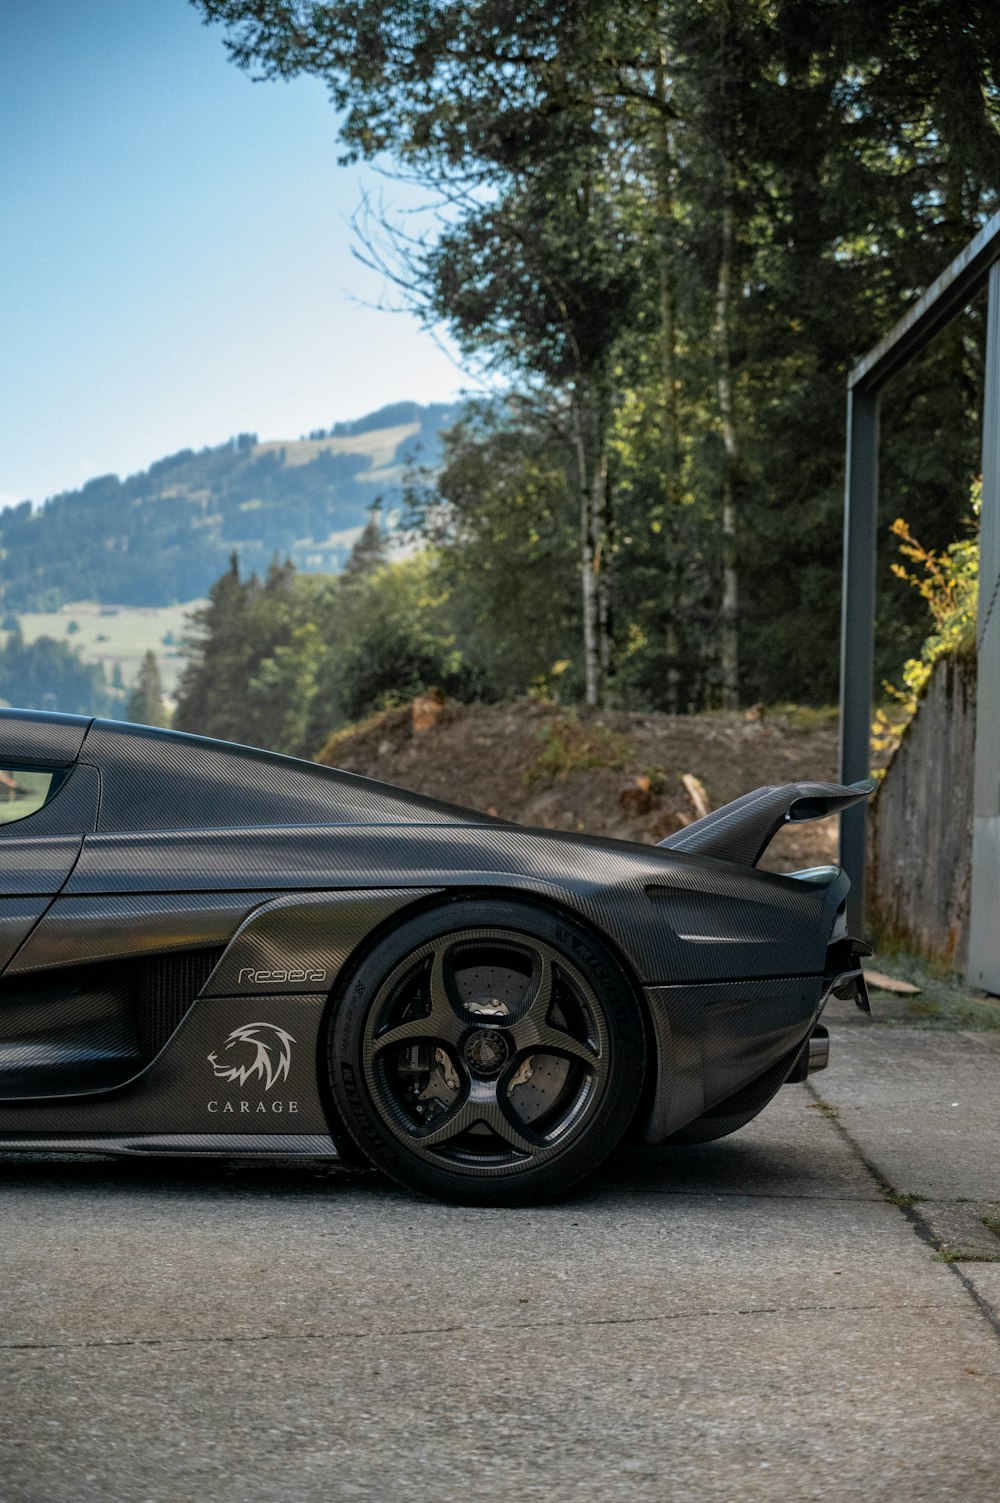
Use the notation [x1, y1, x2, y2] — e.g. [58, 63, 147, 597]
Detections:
[463, 1027, 510, 1078]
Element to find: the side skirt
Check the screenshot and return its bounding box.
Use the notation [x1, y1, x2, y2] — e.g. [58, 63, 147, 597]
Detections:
[0, 1133, 340, 1158]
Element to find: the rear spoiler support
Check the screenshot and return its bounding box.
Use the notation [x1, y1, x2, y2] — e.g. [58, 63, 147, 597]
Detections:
[657, 779, 877, 869]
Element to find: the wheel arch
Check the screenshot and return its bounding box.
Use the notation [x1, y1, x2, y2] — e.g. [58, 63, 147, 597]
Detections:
[317, 882, 660, 1150]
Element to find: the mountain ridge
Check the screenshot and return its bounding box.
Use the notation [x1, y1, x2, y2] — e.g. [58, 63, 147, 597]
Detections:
[0, 401, 458, 611]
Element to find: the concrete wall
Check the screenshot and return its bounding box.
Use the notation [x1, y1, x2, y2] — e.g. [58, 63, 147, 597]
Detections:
[867, 650, 976, 967]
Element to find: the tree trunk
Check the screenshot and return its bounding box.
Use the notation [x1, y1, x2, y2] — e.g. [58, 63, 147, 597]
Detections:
[653, 40, 682, 712]
[713, 174, 740, 710]
[572, 400, 600, 707]
[653, 52, 680, 498]
[571, 389, 609, 708]
[595, 454, 613, 694]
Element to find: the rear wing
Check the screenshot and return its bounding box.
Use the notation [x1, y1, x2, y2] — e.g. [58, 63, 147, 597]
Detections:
[657, 779, 877, 868]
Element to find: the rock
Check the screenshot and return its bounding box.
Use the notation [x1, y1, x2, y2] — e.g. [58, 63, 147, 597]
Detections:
[411, 689, 446, 733]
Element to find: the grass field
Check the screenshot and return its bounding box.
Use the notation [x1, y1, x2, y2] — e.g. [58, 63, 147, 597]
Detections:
[252, 422, 420, 470]
[9, 600, 204, 697]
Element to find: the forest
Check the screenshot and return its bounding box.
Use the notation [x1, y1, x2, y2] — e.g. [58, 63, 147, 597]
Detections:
[11, 3, 998, 740]
[184, 0, 999, 733]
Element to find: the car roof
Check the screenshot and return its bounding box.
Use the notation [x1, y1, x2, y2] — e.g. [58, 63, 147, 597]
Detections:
[0, 707, 92, 765]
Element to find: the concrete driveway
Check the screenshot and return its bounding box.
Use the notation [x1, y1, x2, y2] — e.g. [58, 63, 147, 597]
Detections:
[2, 1002, 999, 1502]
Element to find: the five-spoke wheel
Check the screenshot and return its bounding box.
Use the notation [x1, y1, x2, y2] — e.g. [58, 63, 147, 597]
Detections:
[327, 900, 645, 1204]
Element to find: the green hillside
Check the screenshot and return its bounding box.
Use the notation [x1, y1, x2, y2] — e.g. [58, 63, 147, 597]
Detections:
[7, 601, 197, 696]
[0, 401, 457, 611]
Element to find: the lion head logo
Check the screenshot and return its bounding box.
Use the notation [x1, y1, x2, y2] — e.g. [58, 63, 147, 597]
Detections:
[207, 1022, 295, 1091]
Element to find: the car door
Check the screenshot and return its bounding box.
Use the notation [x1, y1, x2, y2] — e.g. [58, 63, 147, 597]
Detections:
[0, 756, 104, 1096]
[0, 773, 275, 1102]
[0, 758, 100, 959]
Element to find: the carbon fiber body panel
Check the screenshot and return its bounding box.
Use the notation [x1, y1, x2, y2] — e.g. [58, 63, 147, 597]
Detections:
[80, 718, 494, 833]
[0, 707, 91, 764]
[202, 887, 443, 995]
[61, 824, 847, 985]
[0, 995, 331, 1134]
[0, 899, 50, 969]
[640, 976, 825, 1143]
[660, 779, 876, 867]
[0, 709, 867, 1161]
[0, 961, 145, 1095]
[9, 892, 268, 973]
[0, 950, 226, 1097]
[0, 1133, 339, 1156]
[0, 836, 83, 895]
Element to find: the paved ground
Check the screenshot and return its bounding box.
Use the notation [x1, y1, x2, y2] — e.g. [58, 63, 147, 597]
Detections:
[2, 1000, 999, 1502]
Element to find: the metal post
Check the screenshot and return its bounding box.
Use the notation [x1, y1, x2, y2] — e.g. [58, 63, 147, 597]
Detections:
[836, 213, 1000, 971]
[839, 386, 880, 933]
[968, 262, 1000, 992]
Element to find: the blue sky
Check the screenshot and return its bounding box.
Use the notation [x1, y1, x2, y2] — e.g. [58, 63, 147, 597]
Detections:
[0, 0, 466, 508]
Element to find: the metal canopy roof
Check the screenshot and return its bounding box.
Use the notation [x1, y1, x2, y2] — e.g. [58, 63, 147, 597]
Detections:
[850, 211, 1000, 392]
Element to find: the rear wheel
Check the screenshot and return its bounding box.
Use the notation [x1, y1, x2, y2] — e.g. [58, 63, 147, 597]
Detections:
[327, 900, 645, 1204]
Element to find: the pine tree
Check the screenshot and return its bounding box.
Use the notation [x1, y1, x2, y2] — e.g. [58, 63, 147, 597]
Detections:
[342, 508, 386, 581]
[173, 553, 248, 738]
[125, 651, 168, 727]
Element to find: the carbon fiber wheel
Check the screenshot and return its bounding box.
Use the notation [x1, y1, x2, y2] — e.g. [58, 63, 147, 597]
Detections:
[328, 900, 645, 1204]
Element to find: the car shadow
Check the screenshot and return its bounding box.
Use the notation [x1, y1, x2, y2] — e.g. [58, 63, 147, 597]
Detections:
[0, 1132, 843, 1209]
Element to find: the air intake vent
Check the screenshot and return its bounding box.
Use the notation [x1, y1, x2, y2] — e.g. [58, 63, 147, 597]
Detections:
[137, 948, 224, 1060]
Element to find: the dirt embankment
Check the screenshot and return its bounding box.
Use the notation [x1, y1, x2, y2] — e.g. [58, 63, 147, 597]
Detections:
[316, 698, 842, 873]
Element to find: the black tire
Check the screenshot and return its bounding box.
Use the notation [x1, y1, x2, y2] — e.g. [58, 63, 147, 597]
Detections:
[662, 1044, 799, 1146]
[327, 899, 646, 1205]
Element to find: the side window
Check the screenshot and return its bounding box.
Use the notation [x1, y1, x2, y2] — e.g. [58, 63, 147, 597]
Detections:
[0, 766, 66, 827]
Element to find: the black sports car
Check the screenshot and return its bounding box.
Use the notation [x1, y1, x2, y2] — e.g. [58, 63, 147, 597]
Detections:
[0, 708, 872, 1203]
